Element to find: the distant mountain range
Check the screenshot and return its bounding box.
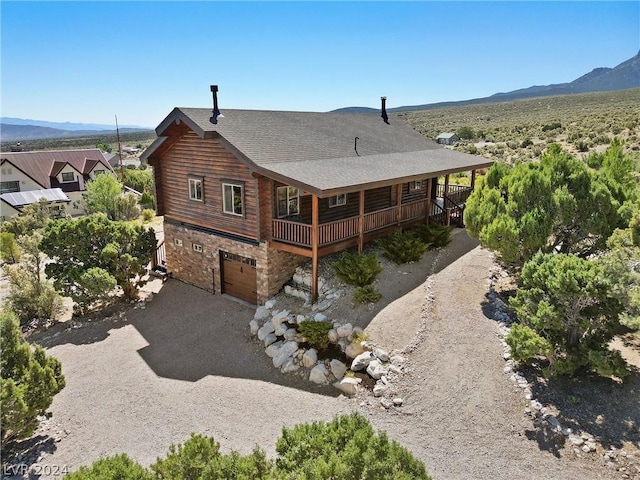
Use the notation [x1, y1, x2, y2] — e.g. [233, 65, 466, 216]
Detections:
[0, 118, 152, 142]
[332, 50, 640, 114]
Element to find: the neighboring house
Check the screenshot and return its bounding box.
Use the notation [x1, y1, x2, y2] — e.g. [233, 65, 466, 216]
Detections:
[436, 132, 460, 145]
[0, 188, 70, 220]
[142, 97, 493, 305]
[0, 148, 115, 219]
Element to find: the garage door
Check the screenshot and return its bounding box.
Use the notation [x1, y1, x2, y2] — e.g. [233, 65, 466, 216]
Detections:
[221, 251, 257, 304]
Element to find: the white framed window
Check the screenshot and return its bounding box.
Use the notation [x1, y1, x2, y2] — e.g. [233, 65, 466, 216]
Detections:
[329, 193, 347, 208]
[61, 172, 75, 183]
[189, 177, 203, 202]
[222, 183, 244, 216]
[174, 238, 183, 247]
[277, 186, 300, 218]
[409, 180, 423, 191]
[192, 243, 203, 253]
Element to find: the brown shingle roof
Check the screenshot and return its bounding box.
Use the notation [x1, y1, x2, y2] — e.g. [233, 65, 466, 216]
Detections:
[144, 108, 493, 195]
[0, 149, 114, 190]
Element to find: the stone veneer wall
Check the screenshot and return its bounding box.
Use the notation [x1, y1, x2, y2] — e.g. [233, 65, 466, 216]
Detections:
[164, 221, 306, 304]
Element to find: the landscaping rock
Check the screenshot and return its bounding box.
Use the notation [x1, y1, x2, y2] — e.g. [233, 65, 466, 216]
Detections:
[264, 299, 276, 309]
[333, 376, 361, 396]
[249, 319, 260, 336]
[380, 398, 394, 409]
[373, 383, 388, 397]
[273, 341, 299, 369]
[265, 341, 284, 358]
[257, 322, 275, 341]
[374, 348, 390, 362]
[309, 364, 329, 385]
[281, 358, 300, 373]
[263, 333, 278, 347]
[283, 328, 298, 341]
[302, 349, 318, 368]
[274, 322, 288, 336]
[336, 323, 353, 338]
[366, 359, 386, 380]
[314, 313, 327, 322]
[330, 359, 347, 380]
[254, 306, 270, 320]
[345, 341, 365, 359]
[328, 329, 339, 343]
[393, 397, 404, 407]
[351, 351, 375, 371]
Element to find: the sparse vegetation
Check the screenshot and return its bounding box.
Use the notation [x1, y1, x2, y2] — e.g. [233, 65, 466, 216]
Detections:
[406, 88, 640, 164]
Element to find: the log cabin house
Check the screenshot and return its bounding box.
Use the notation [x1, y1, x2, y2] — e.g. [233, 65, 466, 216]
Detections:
[142, 89, 493, 305]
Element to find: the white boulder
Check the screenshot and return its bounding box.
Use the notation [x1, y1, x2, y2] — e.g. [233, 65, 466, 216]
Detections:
[265, 341, 284, 358]
[374, 348, 390, 362]
[345, 342, 365, 359]
[302, 349, 318, 368]
[273, 341, 299, 369]
[257, 322, 275, 341]
[330, 359, 347, 380]
[336, 323, 353, 338]
[254, 306, 270, 320]
[249, 319, 260, 336]
[351, 351, 375, 371]
[309, 364, 329, 385]
[366, 359, 386, 379]
[333, 376, 362, 396]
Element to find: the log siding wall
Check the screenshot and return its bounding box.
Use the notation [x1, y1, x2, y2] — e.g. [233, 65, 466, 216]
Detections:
[155, 131, 258, 239]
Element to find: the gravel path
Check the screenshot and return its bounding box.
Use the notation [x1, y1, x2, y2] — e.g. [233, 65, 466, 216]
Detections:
[19, 232, 624, 479]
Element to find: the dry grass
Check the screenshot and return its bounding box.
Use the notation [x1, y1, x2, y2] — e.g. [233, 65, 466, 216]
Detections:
[403, 88, 640, 164]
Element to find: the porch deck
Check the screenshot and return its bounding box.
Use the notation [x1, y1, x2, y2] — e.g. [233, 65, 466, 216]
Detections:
[271, 184, 472, 250]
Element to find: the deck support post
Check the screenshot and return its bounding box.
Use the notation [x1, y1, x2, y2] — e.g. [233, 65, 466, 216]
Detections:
[396, 183, 402, 226]
[425, 178, 432, 225]
[311, 194, 319, 303]
[470, 169, 476, 191]
[358, 190, 365, 253]
[444, 174, 451, 226]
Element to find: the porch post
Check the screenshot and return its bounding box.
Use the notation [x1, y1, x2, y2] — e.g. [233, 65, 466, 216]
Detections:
[396, 183, 402, 225]
[311, 194, 319, 303]
[444, 174, 451, 226]
[425, 178, 432, 225]
[470, 169, 476, 190]
[358, 190, 365, 254]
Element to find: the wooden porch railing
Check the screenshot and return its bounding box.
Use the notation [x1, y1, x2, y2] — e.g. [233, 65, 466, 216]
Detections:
[319, 216, 360, 245]
[272, 199, 432, 247]
[429, 202, 447, 225]
[272, 218, 312, 246]
[400, 201, 426, 222]
[363, 206, 396, 232]
[435, 183, 472, 199]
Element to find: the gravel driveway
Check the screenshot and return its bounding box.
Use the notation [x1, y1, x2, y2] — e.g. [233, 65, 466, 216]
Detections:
[23, 233, 625, 479]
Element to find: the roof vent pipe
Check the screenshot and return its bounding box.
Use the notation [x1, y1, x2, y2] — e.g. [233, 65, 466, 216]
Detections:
[210, 85, 221, 124]
[381, 96, 389, 124]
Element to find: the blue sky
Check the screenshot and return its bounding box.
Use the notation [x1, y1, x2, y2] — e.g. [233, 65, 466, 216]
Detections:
[1, 1, 638, 128]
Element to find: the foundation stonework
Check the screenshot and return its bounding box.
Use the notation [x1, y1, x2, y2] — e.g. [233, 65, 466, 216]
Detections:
[164, 221, 306, 304]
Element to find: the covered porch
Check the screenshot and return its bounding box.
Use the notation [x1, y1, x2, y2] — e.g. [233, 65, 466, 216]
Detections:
[267, 173, 477, 301]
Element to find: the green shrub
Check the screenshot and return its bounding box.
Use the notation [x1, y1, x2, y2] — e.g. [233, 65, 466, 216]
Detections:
[586, 151, 604, 168]
[1, 312, 65, 453]
[150, 434, 271, 480]
[332, 252, 382, 287]
[141, 208, 155, 222]
[276, 412, 431, 479]
[410, 223, 452, 248]
[457, 126, 475, 140]
[353, 285, 382, 304]
[298, 320, 333, 350]
[0, 232, 20, 263]
[377, 230, 428, 264]
[64, 454, 151, 480]
[140, 192, 155, 209]
[505, 323, 551, 364]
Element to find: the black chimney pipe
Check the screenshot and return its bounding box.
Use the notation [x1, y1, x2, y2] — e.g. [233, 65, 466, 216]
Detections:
[210, 85, 221, 124]
[381, 96, 389, 124]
